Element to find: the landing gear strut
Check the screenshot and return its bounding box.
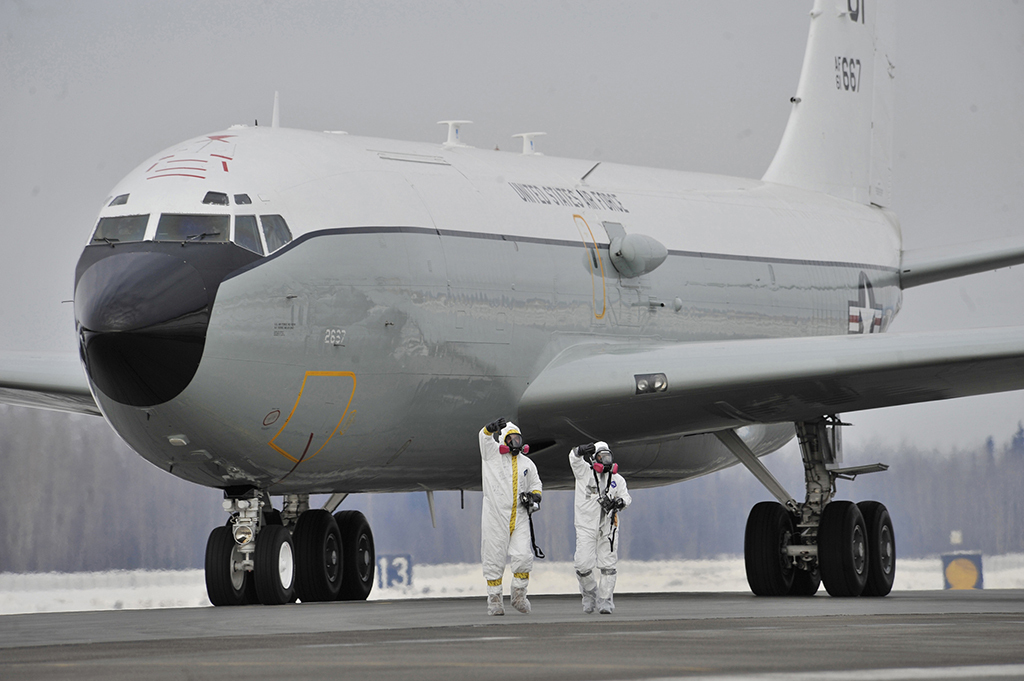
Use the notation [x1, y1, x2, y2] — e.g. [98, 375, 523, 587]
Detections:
[204, 490, 376, 606]
[717, 416, 893, 597]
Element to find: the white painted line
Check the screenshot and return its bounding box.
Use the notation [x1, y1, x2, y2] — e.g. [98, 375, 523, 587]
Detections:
[635, 665, 1024, 681]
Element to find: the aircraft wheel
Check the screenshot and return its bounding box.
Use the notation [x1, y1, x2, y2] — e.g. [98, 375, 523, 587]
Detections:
[744, 501, 795, 596]
[335, 510, 375, 600]
[205, 525, 257, 606]
[254, 524, 296, 605]
[818, 500, 868, 597]
[293, 509, 343, 602]
[858, 501, 896, 597]
[789, 566, 820, 596]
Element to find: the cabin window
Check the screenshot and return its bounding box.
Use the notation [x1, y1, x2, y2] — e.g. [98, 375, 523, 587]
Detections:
[90, 214, 149, 244]
[108, 194, 129, 207]
[154, 214, 229, 242]
[202, 191, 229, 206]
[234, 194, 252, 205]
[234, 215, 263, 254]
[260, 214, 293, 252]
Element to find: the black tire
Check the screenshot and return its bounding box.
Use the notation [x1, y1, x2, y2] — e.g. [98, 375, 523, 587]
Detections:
[818, 501, 868, 597]
[858, 501, 896, 597]
[205, 525, 258, 606]
[293, 509, 343, 603]
[744, 501, 795, 596]
[789, 567, 821, 596]
[335, 510, 375, 601]
[254, 524, 296, 605]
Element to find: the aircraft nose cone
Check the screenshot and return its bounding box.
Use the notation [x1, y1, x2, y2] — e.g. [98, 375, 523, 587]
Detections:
[75, 252, 211, 407]
[75, 252, 209, 334]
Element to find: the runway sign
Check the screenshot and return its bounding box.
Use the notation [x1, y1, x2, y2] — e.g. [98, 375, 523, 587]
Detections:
[377, 554, 413, 589]
[941, 553, 983, 590]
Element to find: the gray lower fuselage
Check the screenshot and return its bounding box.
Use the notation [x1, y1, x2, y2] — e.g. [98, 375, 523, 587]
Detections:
[89, 225, 900, 493]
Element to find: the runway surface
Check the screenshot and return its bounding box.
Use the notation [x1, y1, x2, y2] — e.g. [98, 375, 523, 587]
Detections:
[2, 590, 1023, 680]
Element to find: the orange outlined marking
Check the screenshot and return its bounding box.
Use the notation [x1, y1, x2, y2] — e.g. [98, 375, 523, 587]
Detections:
[268, 371, 356, 462]
[573, 214, 607, 319]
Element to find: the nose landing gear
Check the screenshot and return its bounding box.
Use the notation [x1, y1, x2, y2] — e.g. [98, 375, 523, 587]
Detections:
[204, 490, 376, 606]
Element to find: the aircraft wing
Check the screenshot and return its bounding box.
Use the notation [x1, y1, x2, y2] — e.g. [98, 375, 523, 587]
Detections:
[517, 327, 1024, 443]
[900, 236, 1024, 288]
[0, 352, 100, 416]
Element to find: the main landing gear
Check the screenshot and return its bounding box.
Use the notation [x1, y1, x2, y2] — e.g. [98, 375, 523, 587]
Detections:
[204, 491, 375, 606]
[717, 417, 895, 598]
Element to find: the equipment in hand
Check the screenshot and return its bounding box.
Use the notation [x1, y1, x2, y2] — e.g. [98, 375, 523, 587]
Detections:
[519, 491, 541, 512]
[520, 491, 545, 559]
[598, 495, 616, 512]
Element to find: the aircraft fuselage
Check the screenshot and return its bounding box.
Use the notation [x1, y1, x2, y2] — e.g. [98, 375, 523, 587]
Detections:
[75, 127, 902, 492]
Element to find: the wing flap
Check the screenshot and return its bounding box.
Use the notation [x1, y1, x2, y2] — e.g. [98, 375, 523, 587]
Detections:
[0, 352, 100, 416]
[517, 328, 1024, 443]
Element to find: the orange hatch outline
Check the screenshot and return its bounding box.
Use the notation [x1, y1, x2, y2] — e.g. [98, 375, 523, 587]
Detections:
[573, 214, 607, 319]
[268, 370, 357, 462]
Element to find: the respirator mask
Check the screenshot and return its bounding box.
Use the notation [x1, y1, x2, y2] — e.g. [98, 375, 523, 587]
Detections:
[499, 432, 528, 455]
[592, 449, 617, 474]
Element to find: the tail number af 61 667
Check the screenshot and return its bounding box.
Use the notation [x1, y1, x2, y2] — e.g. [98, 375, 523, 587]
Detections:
[324, 328, 346, 346]
[835, 56, 862, 92]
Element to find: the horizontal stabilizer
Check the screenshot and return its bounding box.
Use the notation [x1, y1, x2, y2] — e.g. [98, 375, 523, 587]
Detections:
[518, 327, 1024, 444]
[900, 236, 1024, 288]
[0, 353, 100, 416]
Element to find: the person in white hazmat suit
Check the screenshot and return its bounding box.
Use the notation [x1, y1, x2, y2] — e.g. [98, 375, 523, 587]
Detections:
[479, 417, 543, 616]
[570, 441, 631, 614]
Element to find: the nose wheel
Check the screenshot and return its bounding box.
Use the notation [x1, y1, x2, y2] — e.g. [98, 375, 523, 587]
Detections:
[254, 524, 296, 605]
[204, 525, 258, 606]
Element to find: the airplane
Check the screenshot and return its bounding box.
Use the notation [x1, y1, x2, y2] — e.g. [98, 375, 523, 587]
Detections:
[3, 0, 1024, 604]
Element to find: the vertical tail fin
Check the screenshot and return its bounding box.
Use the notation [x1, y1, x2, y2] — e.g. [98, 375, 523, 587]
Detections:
[762, 0, 894, 206]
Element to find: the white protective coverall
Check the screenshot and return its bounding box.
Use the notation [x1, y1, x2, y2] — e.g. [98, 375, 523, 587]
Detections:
[570, 444, 631, 614]
[480, 421, 543, 615]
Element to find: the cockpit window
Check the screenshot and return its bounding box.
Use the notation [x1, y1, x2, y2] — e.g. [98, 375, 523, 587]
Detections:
[234, 215, 263, 254]
[234, 194, 252, 205]
[261, 214, 293, 252]
[203, 191, 229, 206]
[108, 194, 129, 207]
[91, 214, 149, 244]
[155, 214, 229, 242]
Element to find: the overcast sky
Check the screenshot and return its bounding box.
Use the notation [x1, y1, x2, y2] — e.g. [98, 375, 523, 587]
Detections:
[1, 1, 1023, 452]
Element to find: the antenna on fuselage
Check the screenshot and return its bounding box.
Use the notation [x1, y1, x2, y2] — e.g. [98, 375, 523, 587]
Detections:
[271, 91, 280, 128]
[438, 120, 472, 147]
[512, 132, 546, 155]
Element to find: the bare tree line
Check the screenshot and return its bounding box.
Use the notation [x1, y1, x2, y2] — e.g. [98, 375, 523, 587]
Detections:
[1, 404, 1022, 573]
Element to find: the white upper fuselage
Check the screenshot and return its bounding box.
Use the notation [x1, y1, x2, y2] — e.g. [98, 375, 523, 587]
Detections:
[76, 126, 902, 493]
[100, 126, 900, 267]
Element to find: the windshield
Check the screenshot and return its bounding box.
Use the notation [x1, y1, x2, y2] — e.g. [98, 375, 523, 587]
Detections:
[261, 214, 293, 252]
[155, 214, 229, 242]
[90, 215, 149, 244]
[234, 215, 263, 254]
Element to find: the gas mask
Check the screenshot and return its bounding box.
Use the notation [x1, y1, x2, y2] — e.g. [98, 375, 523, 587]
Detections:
[499, 432, 529, 455]
[592, 449, 617, 474]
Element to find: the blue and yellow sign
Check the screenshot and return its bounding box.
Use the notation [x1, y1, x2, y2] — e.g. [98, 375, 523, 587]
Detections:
[941, 553, 983, 590]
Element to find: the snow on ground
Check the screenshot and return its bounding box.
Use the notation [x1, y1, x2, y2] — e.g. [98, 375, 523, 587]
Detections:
[1, 555, 1021, 616]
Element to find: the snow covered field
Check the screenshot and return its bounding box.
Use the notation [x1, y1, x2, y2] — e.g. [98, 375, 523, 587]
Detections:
[1, 555, 1022, 616]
